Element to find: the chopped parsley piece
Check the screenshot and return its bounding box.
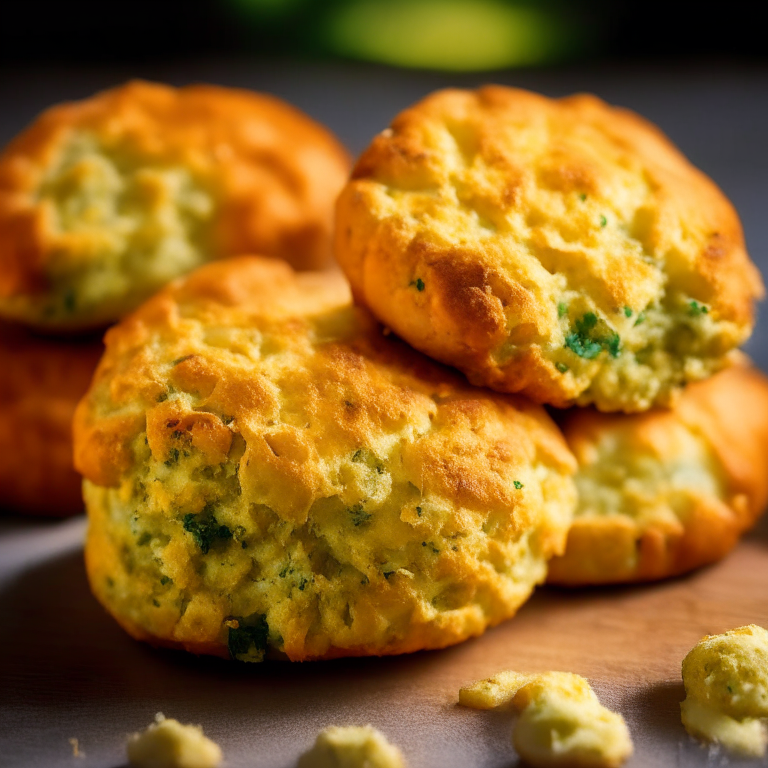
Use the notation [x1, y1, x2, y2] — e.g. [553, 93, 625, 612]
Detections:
[383, 571, 395, 580]
[221, 415, 234, 425]
[599, 215, 607, 227]
[410, 278, 425, 291]
[160, 576, 171, 586]
[348, 504, 372, 527]
[579, 193, 587, 201]
[298, 578, 309, 591]
[634, 311, 646, 326]
[152, 599, 160, 607]
[513, 481, 524, 490]
[623, 306, 633, 317]
[421, 542, 440, 554]
[172, 355, 194, 366]
[164, 448, 180, 466]
[227, 614, 269, 663]
[279, 565, 294, 578]
[689, 300, 709, 316]
[416, 506, 423, 517]
[137, 532, 152, 546]
[565, 312, 621, 359]
[555, 362, 569, 373]
[182, 512, 232, 554]
[156, 392, 168, 403]
[557, 302, 568, 318]
[63, 289, 76, 313]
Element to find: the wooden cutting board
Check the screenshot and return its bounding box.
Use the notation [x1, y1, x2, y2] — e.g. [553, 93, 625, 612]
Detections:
[1, 515, 767, 767]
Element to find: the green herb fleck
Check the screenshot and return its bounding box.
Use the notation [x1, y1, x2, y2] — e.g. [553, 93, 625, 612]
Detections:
[513, 481, 524, 490]
[279, 565, 294, 579]
[63, 289, 76, 313]
[421, 542, 440, 554]
[599, 215, 607, 227]
[349, 504, 372, 527]
[172, 355, 193, 366]
[221, 415, 234, 425]
[383, 571, 395, 580]
[555, 362, 569, 373]
[156, 392, 168, 403]
[137, 532, 151, 546]
[152, 599, 160, 607]
[164, 448, 180, 466]
[182, 512, 232, 554]
[298, 578, 309, 591]
[557, 302, 568, 318]
[634, 311, 646, 326]
[416, 506, 423, 517]
[360, 575, 369, 586]
[623, 306, 633, 317]
[410, 278, 425, 292]
[160, 576, 171, 586]
[227, 614, 269, 663]
[579, 193, 587, 202]
[689, 300, 709, 316]
[565, 313, 621, 359]
[727, 685, 733, 693]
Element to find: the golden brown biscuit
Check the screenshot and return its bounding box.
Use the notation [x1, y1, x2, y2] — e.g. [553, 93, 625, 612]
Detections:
[547, 364, 768, 585]
[0, 321, 101, 516]
[74, 256, 576, 661]
[0, 80, 351, 331]
[336, 86, 762, 412]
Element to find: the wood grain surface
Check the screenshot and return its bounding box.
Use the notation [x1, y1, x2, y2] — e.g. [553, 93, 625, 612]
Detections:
[1, 515, 766, 768]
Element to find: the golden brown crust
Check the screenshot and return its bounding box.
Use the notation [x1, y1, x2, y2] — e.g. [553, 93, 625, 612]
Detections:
[0, 321, 102, 515]
[75, 256, 576, 661]
[0, 80, 351, 330]
[548, 364, 768, 585]
[336, 86, 763, 412]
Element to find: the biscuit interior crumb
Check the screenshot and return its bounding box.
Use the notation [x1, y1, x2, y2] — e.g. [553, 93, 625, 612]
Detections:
[460, 671, 633, 768]
[680, 624, 768, 757]
[126, 713, 222, 768]
[297, 725, 404, 768]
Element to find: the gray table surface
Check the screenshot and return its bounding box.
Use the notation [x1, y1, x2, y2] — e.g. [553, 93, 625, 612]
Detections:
[1, 59, 767, 768]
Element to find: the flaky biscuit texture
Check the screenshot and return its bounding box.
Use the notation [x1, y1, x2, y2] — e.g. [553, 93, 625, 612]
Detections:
[0, 80, 350, 331]
[336, 86, 762, 411]
[548, 363, 768, 585]
[74, 257, 576, 661]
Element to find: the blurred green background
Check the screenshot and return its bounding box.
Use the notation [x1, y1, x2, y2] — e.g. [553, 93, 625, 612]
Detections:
[0, 0, 763, 69]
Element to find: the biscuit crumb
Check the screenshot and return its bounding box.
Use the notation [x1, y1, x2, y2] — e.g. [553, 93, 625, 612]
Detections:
[681, 624, 768, 757]
[298, 725, 405, 768]
[126, 712, 222, 768]
[460, 671, 632, 768]
[68, 737, 83, 758]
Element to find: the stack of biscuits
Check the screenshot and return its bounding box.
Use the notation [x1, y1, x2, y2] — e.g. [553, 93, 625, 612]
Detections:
[4, 82, 767, 662]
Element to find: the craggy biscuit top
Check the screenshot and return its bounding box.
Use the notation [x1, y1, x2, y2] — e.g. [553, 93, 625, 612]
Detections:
[681, 625, 768, 757]
[336, 86, 763, 411]
[74, 257, 576, 661]
[459, 670, 633, 768]
[0, 80, 351, 330]
[547, 363, 768, 585]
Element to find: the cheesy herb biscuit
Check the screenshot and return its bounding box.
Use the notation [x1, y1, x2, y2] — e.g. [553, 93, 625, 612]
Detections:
[336, 86, 762, 412]
[0, 321, 102, 516]
[73, 256, 576, 662]
[547, 364, 768, 585]
[0, 80, 351, 331]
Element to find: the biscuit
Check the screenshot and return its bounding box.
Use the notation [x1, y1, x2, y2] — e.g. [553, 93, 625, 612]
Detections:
[0, 80, 351, 331]
[335, 86, 762, 412]
[0, 321, 101, 515]
[547, 364, 768, 585]
[73, 256, 576, 661]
